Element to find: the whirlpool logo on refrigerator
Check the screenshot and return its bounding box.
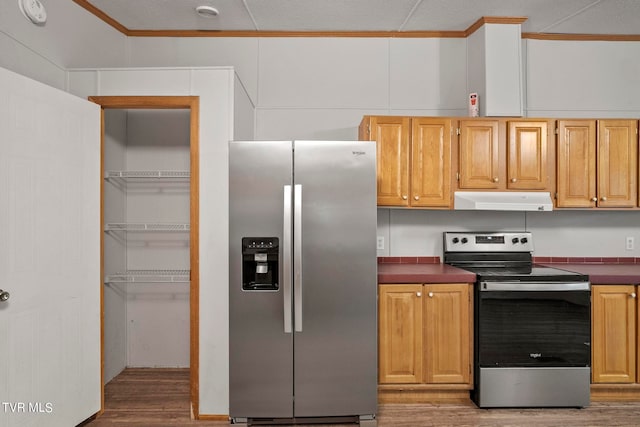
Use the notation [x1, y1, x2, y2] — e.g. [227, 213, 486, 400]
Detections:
[352, 151, 366, 156]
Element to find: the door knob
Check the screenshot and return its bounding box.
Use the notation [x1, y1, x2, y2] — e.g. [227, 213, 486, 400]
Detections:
[590, 197, 597, 202]
[414, 196, 419, 201]
[0, 289, 9, 302]
[631, 292, 637, 299]
[428, 292, 434, 298]
[601, 197, 607, 201]
[493, 177, 499, 182]
[511, 178, 517, 183]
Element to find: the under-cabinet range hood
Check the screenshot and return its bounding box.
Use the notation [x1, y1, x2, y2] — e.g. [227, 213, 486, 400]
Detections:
[454, 191, 553, 212]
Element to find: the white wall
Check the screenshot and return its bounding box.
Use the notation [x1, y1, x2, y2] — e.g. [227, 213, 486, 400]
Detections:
[124, 110, 191, 368]
[466, 28, 486, 116]
[0, 0, 126, 89]
[377, 209, 640, 258]
[234, 73, 256, 140]
[483, 24, 523, 116]
[525, 39, 640, 118]
[124, 37, 469, 140]
[528, 210, 640, 257]
[102, 109, 127, 383]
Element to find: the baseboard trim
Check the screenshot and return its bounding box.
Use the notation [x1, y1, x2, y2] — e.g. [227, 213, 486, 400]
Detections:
[591, 384, 640, 401]
[378, 384, 472, 404]
[196, 414, 230, 421]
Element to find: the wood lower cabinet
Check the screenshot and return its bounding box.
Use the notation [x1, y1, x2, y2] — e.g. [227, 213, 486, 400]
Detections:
[591, 284, 640, 401]
[378, 283, 472, 402]
[556, 119, 638, 208]
[592, 285, 639, 383]
[423, 284, 471, 384]
[378, 284, 423, 384]
[359, 116, 452, 208]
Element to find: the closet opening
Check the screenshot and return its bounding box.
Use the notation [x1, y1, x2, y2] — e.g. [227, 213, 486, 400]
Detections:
[90, 96, 200, 417]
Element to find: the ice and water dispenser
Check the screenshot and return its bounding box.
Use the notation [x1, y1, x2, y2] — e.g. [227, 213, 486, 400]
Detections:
[241, 237, 279, 291]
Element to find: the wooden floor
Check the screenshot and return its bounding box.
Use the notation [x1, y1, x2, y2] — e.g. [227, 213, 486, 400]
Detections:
[84, 368, 640, 426]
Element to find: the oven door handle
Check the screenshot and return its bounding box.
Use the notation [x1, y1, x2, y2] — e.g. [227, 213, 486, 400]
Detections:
[479, 281, 590, 291]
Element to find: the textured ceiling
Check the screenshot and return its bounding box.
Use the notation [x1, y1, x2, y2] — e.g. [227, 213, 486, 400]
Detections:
[77, 0, 640, 36]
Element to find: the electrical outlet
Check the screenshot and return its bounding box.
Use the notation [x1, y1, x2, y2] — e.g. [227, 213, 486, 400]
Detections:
[626, 236, 634, 251]
[377, 236, 385, 250]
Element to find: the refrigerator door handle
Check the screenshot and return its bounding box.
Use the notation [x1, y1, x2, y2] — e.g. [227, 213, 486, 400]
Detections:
[283, 185, 293, 334]
[294, 184, 303, 332]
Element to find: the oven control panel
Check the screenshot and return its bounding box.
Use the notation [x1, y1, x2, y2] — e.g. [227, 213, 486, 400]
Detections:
[443, 232, 534, 252]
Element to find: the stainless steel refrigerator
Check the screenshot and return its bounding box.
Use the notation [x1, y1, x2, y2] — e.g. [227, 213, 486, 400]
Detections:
[229, 140, 378, 426]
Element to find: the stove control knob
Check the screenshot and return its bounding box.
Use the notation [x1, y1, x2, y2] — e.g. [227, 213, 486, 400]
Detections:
[452, 237, 459, 244]
[521, 237, 528, 244]
[461, 237, 468, 244]
[512, 237, 519, 244]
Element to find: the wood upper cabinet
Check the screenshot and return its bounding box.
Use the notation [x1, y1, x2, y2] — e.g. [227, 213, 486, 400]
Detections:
[598, 120, 638, 208]
[360, 116, 452, 208]
[556, 120, 597, 208]
[507, 120, 549, 190]
[556, 119, 638, 208]
[378, 284, 471, 385]
[457, 119, 551, 191]
[378, 284, 423, 384]
[591, 285, 638, 383]
[458, 120, 501, 189]
[411, 118, 452, 207]
[423, 284, 471, 384]
[359, 116, 410, 206]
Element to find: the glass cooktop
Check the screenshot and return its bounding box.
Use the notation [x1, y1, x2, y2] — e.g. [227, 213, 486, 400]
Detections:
[461, 265, 589, 283]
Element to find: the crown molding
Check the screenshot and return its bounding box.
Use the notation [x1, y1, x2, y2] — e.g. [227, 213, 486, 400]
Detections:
[72, 2, 640, 41]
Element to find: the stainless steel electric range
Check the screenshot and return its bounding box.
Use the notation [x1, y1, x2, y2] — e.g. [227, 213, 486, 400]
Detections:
[443, 231, 591, 408]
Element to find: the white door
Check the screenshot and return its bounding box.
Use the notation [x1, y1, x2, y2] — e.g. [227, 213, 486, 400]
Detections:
[0, 67, 101, 426]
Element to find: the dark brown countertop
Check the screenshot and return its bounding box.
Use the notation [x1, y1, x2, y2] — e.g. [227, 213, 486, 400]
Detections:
[378, 263, 476, 284]
[378, 261, 640, 285]
[538, 263, 640, 285]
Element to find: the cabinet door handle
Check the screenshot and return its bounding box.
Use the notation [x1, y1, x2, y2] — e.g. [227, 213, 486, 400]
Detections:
[402, 195, 408, 200]
[428, 292, 434, 298]
[631, 292, 637, 299]
[601, 197, 607, 201]
[590, 197, 597, 202]
[414, 196, 419, 201]
[493, 177, 499, 183]
[511, 178, 517, 183]
[416, 292, 422, 297]
[0, 289, 9, 302]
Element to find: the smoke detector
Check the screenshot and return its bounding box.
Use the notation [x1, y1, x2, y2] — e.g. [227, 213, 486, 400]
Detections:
[195, 5, 219, 18]
[19, 0, 47, 25]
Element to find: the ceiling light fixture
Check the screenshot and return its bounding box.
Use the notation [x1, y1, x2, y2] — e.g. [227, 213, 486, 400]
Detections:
[195, 5, 219, 18]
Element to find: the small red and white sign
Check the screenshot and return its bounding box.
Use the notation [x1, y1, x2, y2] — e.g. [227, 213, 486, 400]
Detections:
[469, 93, 479, 117]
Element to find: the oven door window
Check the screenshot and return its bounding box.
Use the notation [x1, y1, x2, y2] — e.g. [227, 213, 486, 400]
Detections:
[477, 290, 591, 368]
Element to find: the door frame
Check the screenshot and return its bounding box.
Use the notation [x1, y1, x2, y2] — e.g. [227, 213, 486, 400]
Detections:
[88, 96, 201, 417]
